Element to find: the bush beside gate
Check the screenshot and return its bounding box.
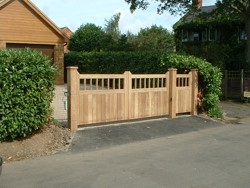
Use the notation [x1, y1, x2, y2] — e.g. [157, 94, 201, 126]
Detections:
[0, 48, 56, 141]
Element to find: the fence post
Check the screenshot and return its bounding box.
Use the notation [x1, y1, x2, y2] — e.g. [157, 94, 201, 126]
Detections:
[168, 68, 177, 118]
[67, 66, 80, 131]
[241, 69, 244, 97]
[224, 70, 228, 99]
[124, 71, 132, 119]
[191, 69, 198, 115]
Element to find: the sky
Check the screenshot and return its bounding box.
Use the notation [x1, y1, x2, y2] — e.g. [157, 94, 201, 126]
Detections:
[31, 0, 217, 34]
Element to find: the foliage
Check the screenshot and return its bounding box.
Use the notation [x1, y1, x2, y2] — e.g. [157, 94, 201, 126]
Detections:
[68, 23, 107, 52]
[160, 53, 223, 117]
[65, 51, 222, 117]
[216, 0, 250, 62]
[65, 51, 164, 74]
[104, 12, 122, 42]
[124, 0, 199, 15]
[0, 48, 56, 141]
[175, 41, 246, 70]
[125, 0, 250, 66]
[173, 4, 247, 70]
[133, 25, 175, 51]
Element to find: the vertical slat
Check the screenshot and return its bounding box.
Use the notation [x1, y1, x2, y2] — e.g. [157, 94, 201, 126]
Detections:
[84, 79, 86, 90]
[191, 69, 198, 115]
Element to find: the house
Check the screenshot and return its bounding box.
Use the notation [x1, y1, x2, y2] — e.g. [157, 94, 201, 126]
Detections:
[173, 0, 246, 70]
[61, 27, 74, 53]
[0, 0, 69, 84]
[175, 5, 245, 43]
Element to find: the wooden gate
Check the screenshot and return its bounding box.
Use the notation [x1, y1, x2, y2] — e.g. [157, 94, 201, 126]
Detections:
[67, 67, 198, 131]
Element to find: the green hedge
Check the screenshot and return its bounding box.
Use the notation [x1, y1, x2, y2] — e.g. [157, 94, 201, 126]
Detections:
[160, 53, 223, 117]
[65, 51, 164, 74]
[65, 51, 222, 117]
[0, 48, 56, 141]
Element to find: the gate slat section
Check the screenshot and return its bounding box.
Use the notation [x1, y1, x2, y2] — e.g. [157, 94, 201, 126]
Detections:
[176, 73, 192, 113]
[78, 74, 127, 125]
[129, 73, 168, 119]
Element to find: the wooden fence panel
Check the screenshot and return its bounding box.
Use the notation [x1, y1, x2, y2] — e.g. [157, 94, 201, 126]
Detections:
[223, 70, 250, 98]
[129, 73, 168, 119]
[67, 67, 198, 131]
[176, 73, 192, 113]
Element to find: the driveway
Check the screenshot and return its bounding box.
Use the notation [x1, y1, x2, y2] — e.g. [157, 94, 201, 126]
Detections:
[1, 102, 250, 188]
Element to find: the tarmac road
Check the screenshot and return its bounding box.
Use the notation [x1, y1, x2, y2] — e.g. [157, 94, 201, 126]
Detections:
[1, 102, 250, 188]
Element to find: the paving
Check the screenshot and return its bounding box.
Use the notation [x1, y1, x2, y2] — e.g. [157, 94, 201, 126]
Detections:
[1, 101, 250, 188]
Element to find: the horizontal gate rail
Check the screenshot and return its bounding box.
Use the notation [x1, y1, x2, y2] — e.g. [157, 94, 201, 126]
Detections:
[67, 67, 198, 131]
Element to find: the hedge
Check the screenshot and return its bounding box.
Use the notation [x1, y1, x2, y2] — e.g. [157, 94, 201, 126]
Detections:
[0, 48, 56, 141]
[65, 51, 223, 117]
[65, 51, 164, 74]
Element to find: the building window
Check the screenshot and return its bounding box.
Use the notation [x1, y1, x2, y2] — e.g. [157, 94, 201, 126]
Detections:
[209, 28, 217, 41]
[182, 29, 188, 42]
[193, 32, 199, 41]
[239, 29, 247, 40]
[202, 29, 207, 41]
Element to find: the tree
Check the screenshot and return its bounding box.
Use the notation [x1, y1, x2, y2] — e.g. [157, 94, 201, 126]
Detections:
[125, 0, 200, 14]
[68, 23, 106, 52]
[124, 0, 250, 64]
[104, 13, 122, 42]
[135, 25, 174, 51]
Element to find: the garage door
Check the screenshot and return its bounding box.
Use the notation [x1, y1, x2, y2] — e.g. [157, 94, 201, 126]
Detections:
[6, 43, 54, 60]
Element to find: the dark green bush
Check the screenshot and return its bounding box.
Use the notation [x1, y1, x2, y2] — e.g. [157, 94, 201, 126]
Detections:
[0, 48, 56, 141]
[160, 53, 223, 118]
[65, 51, 164, 74]
[65, 51, 222, 117]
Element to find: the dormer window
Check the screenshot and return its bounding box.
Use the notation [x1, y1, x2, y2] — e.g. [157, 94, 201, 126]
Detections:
[202, 29, 207, 41]
[193, 32, 199, 41]
[182, 29, 189, 42]
[209, 28, 217, 41]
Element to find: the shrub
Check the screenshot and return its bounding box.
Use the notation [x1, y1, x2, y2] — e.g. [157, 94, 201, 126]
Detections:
[65, 51, 164, 74]
[0, 48, 56, 141]
[160, 53, 223, 117]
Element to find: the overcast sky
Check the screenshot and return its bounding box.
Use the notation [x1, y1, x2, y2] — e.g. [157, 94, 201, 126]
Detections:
[31, 0, 217, 34]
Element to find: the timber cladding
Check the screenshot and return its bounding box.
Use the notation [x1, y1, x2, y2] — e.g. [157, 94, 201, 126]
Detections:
[0, 0, 64, 44]
[67, 67, 198, 131]
[0, 0, 69, 84]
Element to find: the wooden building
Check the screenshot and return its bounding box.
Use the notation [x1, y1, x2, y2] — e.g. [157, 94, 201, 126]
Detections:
[61, 27, 74, 53]
[0, 0, 69, 84]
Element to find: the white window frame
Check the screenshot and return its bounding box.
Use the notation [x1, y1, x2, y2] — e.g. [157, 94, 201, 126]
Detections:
[202, 29, 207, 41]
[182, 29, 189, 42]
[193, 32, 199, 41]
[209, 28, 217, 41]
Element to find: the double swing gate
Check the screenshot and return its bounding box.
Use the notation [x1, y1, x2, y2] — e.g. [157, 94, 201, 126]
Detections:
[67, 67, 198, 131]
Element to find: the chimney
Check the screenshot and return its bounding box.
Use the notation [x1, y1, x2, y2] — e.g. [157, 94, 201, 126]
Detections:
[192, 0, 202, 8]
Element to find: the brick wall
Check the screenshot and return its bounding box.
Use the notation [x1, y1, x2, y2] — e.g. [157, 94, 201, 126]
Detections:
[51, 84, 68, 120]
[0, 42, 6, 49]
[54, 44, 65, 85]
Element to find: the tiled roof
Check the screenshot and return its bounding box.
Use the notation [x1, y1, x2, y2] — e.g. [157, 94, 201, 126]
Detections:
[200, 5, 216, 13]
[180, 5, 217, 23]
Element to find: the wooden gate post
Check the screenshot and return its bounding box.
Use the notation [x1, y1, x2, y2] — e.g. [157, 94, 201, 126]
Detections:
[224, 70, 228, 99]
[169, 68, 177, 118]
[241, 69, 244, 97]
[67, 66, 80, 131]
[124, 71, 132, 120]
[191, 69, 198, 115]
